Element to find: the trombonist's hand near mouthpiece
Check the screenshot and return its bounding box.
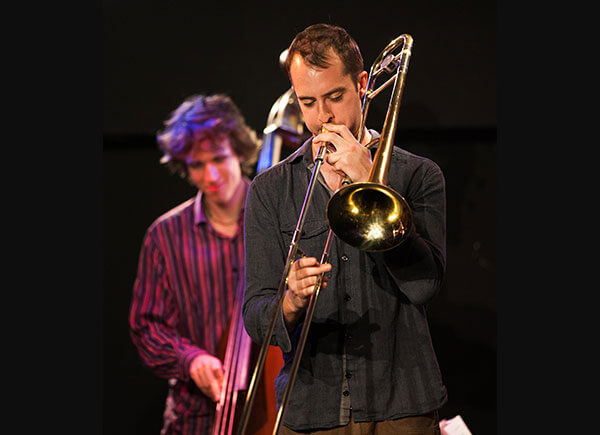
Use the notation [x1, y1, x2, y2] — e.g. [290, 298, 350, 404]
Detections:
[283, 256, 332, 333]
[313, 122, 372, 185]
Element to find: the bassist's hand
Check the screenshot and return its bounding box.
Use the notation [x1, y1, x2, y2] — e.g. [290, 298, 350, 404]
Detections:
[190, 353, 224, 402]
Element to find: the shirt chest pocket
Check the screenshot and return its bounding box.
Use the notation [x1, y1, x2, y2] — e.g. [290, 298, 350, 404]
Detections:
[281, 219, 330, 260]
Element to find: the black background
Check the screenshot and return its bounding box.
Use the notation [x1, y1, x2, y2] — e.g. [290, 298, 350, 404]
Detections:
[104, 1, 497, 434]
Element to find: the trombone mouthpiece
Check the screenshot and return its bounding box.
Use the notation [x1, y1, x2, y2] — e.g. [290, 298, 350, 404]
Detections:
[319, 125, 336, 153]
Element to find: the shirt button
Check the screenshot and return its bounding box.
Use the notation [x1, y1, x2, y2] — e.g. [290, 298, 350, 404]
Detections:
[343, 390, 350, 396]
[344, 295, 351, 302]
[341, 255, 349, 262]
[345, 372, 352, 379]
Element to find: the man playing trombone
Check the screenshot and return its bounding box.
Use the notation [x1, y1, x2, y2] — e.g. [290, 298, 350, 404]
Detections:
[243, 24, 447, 434]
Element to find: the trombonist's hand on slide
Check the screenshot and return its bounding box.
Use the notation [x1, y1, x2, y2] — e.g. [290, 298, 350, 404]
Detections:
[313, 122, 372, 184]
[189, 353, 224, 402]
[283, 256, 331, 332]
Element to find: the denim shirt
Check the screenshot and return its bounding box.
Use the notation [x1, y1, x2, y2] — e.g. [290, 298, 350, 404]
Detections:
[243, 131, 448, 431]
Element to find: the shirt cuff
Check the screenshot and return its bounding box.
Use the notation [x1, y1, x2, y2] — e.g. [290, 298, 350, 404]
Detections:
[276, 304, 293, 354]
[179, 346, 208, 382]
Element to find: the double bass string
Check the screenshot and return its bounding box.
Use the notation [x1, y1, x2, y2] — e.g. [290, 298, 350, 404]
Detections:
[213, 281, 252, 435]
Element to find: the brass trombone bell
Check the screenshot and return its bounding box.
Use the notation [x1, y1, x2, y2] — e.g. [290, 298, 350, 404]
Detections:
[327, 34, 414, 252]
[326, 181, 412, 251]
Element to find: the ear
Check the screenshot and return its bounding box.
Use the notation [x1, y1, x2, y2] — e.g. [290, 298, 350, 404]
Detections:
[237, 151, 246, 166]
[357, 71, 368, 99]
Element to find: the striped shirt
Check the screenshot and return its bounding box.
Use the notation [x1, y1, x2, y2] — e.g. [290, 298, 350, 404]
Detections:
[129, 189, 244, 434]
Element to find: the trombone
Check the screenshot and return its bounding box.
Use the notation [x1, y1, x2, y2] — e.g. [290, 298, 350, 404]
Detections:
[237, 34, 415, 435]
[328, 33, 414, 251]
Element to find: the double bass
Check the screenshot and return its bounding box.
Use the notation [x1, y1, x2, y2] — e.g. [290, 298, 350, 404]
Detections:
[210, 80, 308, 435]
[211, 282, 282, 435]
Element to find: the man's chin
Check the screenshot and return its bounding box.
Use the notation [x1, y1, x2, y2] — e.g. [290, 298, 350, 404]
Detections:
[203, 190, 225, 203]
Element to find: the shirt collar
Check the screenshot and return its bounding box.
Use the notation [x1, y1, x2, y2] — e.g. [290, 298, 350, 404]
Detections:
[193, 190, 209, 226]
[192, 177, 250, 226]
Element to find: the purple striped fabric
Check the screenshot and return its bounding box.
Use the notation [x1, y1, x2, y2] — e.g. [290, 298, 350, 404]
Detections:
[129, 191, 244, 434]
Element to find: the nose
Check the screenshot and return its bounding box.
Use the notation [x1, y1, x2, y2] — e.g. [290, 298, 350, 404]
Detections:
[203, 163, 220, 183]
[317, 100, 333, 124]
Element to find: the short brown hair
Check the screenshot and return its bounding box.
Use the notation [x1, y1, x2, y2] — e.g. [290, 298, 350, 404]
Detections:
[284, 24, 364, 84]
[156, 94, 258, 177]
